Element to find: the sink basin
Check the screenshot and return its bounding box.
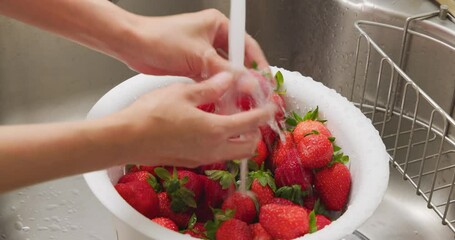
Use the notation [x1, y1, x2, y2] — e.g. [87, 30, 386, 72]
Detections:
[0, 0, 454, 239]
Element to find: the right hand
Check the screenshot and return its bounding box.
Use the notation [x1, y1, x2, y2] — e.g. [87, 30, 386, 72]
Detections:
[106, 72, 276, 168]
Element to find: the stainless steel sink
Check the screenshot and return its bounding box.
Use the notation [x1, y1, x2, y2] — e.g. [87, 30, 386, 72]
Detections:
[1, 0, 454, 239]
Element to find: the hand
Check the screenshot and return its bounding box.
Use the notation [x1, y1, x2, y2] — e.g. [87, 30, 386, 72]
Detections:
[107, 72, 276, 168]
[118, 9, 270, 80]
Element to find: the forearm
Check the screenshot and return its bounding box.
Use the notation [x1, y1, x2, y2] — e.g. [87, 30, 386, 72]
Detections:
[0, 0, 140, 61]
[0, 118, 131, 193]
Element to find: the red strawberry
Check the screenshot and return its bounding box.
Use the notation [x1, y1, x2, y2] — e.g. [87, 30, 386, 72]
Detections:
[177, 170, 202, 202]
[154, 167, 202, 212]
[269, 132, 298, 169]
[249, 223, 273, 240]
[251, 179, 274, 206]
[198, 161, 226, 173]
[183, 223, 207, 239]
[118, 171, 150, 184]
[197, 103, 216, 113]
[126, 164, 140, 173]
[151, 217, 178, 231]
[139, 165, 160, 175]
[237, 94, 256, 111]
[293, 120, 332, 143]
[303, 194, 319, 210]
[201, 175, 234, 208]
[248, 167, 276, 207]
[316, 214, 331, 230]
[314, 162, 351, 211]
[297, 133, 334, 169]
[268, 198, 295, 206]
[274, 158, 313, 191]
[114, 181, 159, 219]
[216, 219, 253, 240]
[259, 204, 309, 239]
[250, 69, 272, 96]
[251, 140, 268, 167]
[157, 192, 192, 228]
[271, 93, 286, 121]
[259, 125, 277, 148]
[222, 192, 257, 224]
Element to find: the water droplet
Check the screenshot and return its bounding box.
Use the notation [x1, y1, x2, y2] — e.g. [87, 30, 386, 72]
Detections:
[38, 226, 49, 231]
[10, 206, 16, 211]
[46, 204, 59, 210]
[14, 221, 23, 230]
[49, 224, 61, 232]
[22, 226, 31, 232]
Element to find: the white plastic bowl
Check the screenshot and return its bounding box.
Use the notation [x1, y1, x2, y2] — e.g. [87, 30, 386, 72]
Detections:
[84, 67, 389, 240]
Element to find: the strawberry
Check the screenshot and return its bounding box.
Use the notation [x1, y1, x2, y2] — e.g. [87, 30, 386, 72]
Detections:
[303, 194, 319, 210]
[237, 94, 256, 111]
[196, 176, 234, 221]
[316, 214, 331, 230]
[249, 223, 273, 240]
[259, 125, 277, 148]
[222, 192, 257, 224]
[197, 103, 216, 113]
[259, 204, 309, 239]
[118, 171, 150, 184]
[157, 192, 192, 228]
[151, 217, 178, 231]
[182, 214, 207, 239]
[271, 92, 286, 121]
[154, 167, 202, 212]
[126, 164, 140, 173]
[268, 198, 295, 206]
[314, 162, 351, 211]
[269, 131, 299, 169]
[274, 158, 313, 191]
[250, 180, 274, 207]
[308, 210, 332, 233]
[216, 219, 253, 240]
[294, 120, 332, 143]
[251, 140, 268, 167]
[114, 181, 159, 219]
[296, 133, 334, 168]
[198, 161, 226, 173]
[202, 172, 236, 206]
[247, 167, 276, 206]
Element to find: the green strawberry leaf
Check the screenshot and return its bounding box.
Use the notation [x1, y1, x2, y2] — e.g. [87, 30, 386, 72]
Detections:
[292, 111, 304, 122]
[154, 167, 171, 181]
[276, 185, 306, 205]
[303, 106, 319, 121]
[179, 176, 189, 185]
[205, 170, 236, 189]
[188, 213, 197, 229]
[251, 60, 258, 70]
[314, 199, 330, 217]
[274, 71, 285, 94]
[328, 137, 336, 142]
[285, 117, 298, 127]
[146, 174, 161, 192]
[309, 210, 317, 233]
[329, 152, 350, 167]
[248, 168, 277, 192]
[333, 145, 342, 152]
[304, 130, 320, 137]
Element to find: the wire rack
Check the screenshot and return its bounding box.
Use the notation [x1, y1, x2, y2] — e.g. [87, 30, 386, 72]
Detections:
[351, 6, 455, 233]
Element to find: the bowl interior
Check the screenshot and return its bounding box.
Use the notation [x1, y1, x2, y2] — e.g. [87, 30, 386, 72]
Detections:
[84, 67, 389, 240]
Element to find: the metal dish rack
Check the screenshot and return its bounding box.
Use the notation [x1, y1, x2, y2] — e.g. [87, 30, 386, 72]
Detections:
[352, 6, 455, 233]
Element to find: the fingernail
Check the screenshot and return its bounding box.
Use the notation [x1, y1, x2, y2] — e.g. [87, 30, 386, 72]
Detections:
[212, 72, 233, 89]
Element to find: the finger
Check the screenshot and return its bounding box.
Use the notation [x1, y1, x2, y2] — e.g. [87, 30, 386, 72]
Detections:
[201, 48, 232, 79]
[185, 71, 234, 105]
[212, 103, 276, 136]
[245, 34, 271, 73]
[222, 134, 261, 160]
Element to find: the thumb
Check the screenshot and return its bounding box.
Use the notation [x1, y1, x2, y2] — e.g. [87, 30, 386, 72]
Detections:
[186, 72, 234, 105]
